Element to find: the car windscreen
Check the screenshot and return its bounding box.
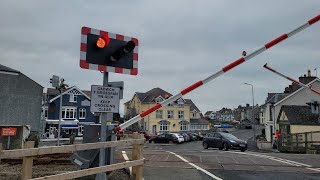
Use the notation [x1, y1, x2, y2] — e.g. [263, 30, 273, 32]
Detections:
[221, 133, 238, 140]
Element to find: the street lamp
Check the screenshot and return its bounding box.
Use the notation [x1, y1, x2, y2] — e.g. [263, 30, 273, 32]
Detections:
[244, 83, 257, 145]
[314, 68, 320, 77]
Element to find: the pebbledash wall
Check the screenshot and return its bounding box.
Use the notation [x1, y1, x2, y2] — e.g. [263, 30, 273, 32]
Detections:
[0, 67, 43, 132]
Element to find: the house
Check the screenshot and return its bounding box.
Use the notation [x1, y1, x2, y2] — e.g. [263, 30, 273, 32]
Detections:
[42, 86, 99, 138]
[0, 64, 43, 132]
[278, 105, 320, 134]
[124, 87, 209, 134]
[204, 111, 217, 120]
[262, 73, 320, 142]
[234, 104, 259, 123]
[216, 108, 234, 122]
[0, 64, 43, 149]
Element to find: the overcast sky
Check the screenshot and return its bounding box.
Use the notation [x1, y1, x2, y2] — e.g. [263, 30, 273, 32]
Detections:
[1, 1, 319, 115]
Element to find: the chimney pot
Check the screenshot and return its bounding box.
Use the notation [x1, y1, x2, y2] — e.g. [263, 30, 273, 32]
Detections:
[308, 70, 311, 77]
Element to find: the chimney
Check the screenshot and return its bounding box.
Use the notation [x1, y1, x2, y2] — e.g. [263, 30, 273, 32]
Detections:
[246, 104, 249, 107]
[308, 69, 311, 77]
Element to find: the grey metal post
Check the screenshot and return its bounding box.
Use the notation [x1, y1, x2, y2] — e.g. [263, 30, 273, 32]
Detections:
[250, 85, 256, 144]
[244, 83, 256, 145]
[97, 72, 109, 180]
[57, 89, 63, 146]
[7, 136, 10, 150]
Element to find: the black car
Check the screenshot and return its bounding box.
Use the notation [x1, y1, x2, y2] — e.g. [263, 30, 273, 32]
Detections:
[149, 134, 179, 144]
[202, 132, 247, 152]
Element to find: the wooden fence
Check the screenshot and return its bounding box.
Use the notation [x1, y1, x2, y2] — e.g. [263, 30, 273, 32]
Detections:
[278, 131, 320, 154]
[0, 133, 145, 180]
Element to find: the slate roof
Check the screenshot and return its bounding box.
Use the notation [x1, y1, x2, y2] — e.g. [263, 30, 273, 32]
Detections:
[135, 88, 172, 102]
[124, 100, 131, 105]
[190, 118, 210, 124]
[0, 64, 20, 73]
[185, 99, 200, 112]
[204, 111, 213, 116]
[278, 105, 320, 125]
[266, 93, 289, 104]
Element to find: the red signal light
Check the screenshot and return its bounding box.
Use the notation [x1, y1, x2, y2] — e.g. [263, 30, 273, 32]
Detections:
[96, 35, 110, 49]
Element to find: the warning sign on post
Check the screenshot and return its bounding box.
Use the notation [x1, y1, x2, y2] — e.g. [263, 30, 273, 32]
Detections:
[90, 85, 120, 113]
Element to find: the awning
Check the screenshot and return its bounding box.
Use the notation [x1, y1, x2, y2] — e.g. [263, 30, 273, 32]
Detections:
[61, 124, 79, 129]
[158, 120, 170, 124]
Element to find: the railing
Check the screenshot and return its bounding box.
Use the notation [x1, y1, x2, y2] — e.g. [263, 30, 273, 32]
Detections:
[278, 131, 320, 154]
[0, 132, 145, 180]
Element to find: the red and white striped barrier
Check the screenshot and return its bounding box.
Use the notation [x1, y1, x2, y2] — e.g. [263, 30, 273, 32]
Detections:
[263, 63, 320, 95]
[115, 14, 320, 132]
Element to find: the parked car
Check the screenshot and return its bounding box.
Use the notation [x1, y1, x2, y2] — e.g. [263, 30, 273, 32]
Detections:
[202, 132, 247, 152]
[149, 134, 179, 144]
[189, 132, 203, 140]
[169, 133, 184, 143]
[185, 132, 197, 141]
[179, 133, 190, 142]
[140, 131, 156, 141]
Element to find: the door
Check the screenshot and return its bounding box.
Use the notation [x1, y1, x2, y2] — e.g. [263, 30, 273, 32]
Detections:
[214, 133, 223, 148]
[152, 125, 157, 134]
[206, 134, 215, 147]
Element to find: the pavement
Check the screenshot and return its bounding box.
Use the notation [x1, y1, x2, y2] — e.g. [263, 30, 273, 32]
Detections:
[117, 127, 320, 180]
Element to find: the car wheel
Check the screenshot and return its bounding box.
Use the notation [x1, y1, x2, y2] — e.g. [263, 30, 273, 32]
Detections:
[169, 140, 173, 144]
[203, 142, 208, 149]
[240, 148, 246, 152]
[222, 143, 229, 151]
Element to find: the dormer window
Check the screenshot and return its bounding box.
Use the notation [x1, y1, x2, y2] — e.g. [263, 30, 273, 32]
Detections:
[155, 96, 164, 103]
[69, 94, 77, 102]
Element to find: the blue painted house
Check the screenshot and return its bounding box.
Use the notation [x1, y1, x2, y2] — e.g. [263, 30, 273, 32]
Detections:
[42, 86, 99, 138]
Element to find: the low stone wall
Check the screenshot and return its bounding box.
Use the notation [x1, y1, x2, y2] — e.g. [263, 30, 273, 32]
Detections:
[257, 141, 272, 150]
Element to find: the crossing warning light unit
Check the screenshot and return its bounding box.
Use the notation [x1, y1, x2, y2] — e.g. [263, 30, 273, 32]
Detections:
[80, 27, 139, 75]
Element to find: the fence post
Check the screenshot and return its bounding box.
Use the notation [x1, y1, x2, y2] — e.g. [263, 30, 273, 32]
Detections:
[296, 134, 299, 148]
[132, 133, 144, 180]
[305, 132, 308, 152]
[22, 141, 35, 180]
[0, 143, 2, 163]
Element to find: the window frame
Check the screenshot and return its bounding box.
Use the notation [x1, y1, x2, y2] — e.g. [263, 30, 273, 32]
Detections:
[79, 108, 86, 119]
[178, 110, 184, 119]
[62, 107, 77, 119]
[156, 110, 163, 119]
[167, 110, 174, 119]
[180, 123, 188, 131]
[160, 123, 168, 131]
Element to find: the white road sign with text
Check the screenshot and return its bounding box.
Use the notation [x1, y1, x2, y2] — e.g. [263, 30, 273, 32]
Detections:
[90, 85, 120, 113]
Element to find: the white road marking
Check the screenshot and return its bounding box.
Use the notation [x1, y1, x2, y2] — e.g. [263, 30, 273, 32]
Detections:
[167, 151, 223, 180]
[122, 151, 132, 175]
[121, 151, 145, 180]
[226, 151, 312, 167]
[307, 168, 320, 172]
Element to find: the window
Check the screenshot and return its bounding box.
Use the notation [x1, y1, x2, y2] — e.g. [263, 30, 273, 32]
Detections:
[156, 110, 163, 119]
[69, 94, 77, 102]
[180, 124, 188, 131]
[42, 107, 48, 118]
[190, 125, 195, 130]
[178, 111, 184, 119]
[62, 108, 76, 119]
[196, 124, 201, 130]
[178, 104, 184, 108]
[192, 112, 197, 118]
[202, 125, 208, 130]
[168, 103, 173, 107]
[79, 108, 86, 119]
[160, 123, 168, 131]
[167, 110, 174, 119]
[155, 97, 163, 103]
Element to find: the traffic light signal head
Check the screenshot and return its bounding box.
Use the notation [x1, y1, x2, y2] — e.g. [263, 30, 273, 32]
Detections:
[80, 27, 139, 75]
[50, 75, 60, 88]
